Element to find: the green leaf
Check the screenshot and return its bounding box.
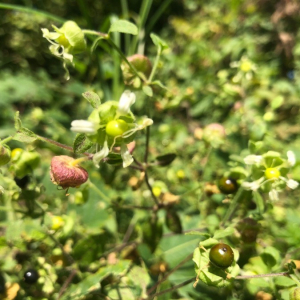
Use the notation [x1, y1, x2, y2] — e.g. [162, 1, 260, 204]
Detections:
[155, 153, 176, 167]
[142, 85, 153, 97]
[150, 33, 169, 51]
[73, 133, 93, 154]
[274, 276, 296, 288]
[261, 246, 280, 269]
[14, 111, 22, 130]
[213, 227, 234, 240]
[106, 153, 123, 166]
[109, 20, 138, 35]
[13, 128, 38, 143]
[82, 91, 101, 108]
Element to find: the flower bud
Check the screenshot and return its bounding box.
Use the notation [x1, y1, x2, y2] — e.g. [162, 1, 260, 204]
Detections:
[121, 54, 152, 85]
[0, 144, 11, 166]
[290, 288, 300, 300]
[50, 156, 88, 189]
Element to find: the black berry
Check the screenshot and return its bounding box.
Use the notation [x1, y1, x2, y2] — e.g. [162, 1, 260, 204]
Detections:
[23, 269, 39, 284]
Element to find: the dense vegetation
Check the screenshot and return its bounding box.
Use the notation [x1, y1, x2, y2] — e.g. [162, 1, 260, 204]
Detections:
[1, 0, 300, 299]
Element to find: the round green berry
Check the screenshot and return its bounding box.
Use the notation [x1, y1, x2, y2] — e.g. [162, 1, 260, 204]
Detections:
[265, 168, 280, 180]
[106, 119, 129, 137]
[209, 243, 234, 269]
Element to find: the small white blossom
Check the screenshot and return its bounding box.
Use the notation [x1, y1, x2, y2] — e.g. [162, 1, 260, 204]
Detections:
[287, 150, 296, 167]
[117, 90, 136, 115]
[93, 141, 109, 168]
[242, 177, 264, 191]
[269, 189, 279, 201]
[286, 179, 299, 189]
[121, 143, 133, 168]
[71, 120, 96, 134]
[244, 155, 263, 165]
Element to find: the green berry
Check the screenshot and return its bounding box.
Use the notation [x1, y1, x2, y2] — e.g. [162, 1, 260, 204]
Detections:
[265, 168, 280, 180]
[209, 243, 234, 269]
[218, 177, 238, 194]
[106, 119, 129, 137]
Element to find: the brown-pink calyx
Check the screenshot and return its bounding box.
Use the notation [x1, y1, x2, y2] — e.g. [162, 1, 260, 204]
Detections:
[50, 155, 88, 189]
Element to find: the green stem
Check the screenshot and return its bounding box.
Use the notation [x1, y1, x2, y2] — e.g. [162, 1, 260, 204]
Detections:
[82, 29, 108, 38]
[220, 187, 251, 227]
[88, 181, 111, 202]
[4, 194, 15, 222]
[130, 0, 153, 55]
[148, 48, 162, 82]
[120, 0, 130, 52]
[0, 3, 65, 23]
[0, 136, 13, 145]
[235, 272, 289, 279]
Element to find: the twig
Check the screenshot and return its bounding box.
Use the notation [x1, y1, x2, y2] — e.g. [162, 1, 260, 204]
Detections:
[147, 253, 193, 295]
[144, 126, 150, 163]
[144, 170, 160, 206]
[57, 269, 77, 300]
[147, 278, 194, 299]
[235, 272, 289, 279]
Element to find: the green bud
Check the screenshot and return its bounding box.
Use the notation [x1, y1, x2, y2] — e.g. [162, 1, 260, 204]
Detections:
[121, 54, 152, 85]
[290, 287, 300, 300]
[0, 144, 11, 166]
[12, 151, 40, 178]
[53, 21, 86, 54]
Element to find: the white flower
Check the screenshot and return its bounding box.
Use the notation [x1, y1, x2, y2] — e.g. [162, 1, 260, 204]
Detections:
[117, 90, 136, 115]
[244, 155, 263, 165]
[286, 179, 299, 189]
[71, 120, 96, 134]
[269, 189, 279, 201]
[93, 141, 109, 168]
[242, 177, 264, 191]
[121, 143, 133, 168]
[287, 150, 296, 167]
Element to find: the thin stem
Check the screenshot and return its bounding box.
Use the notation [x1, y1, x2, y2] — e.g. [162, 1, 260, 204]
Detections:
[0, 3, 65, 23]
[235, 272, 289, 279]
[147, 278, 194, 299]
[129, 164, 144, 171]
[36, 135, 92, 157]
[88, 181, 111, 202]
[147, 253, 193, 295]
[57, 269, 77, 300]
[120, 0, 130, 52]
[148, 48, 162, 82]
[105, 38, 146, 83]
[144, 171, 159, 206]
[82, 29, 108, 38]
[0, 136, 13, 145]
[144, 126, 150, 163]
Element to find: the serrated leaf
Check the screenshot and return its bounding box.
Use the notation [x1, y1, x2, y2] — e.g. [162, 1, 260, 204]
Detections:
[150, 33, 169, 51]
[13, 128, 38, 143]
[73, 134, 93, 154]
[14, 111, 22, 130]
[213, 227, 235, 240]
[155, 153, 176, 167]
[142, 85, 153, 97]
[82, 91, 101, 108]
[109, 20, 138, 35]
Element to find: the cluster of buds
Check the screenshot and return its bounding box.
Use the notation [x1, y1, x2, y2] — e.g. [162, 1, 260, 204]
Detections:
[71, 90, 153, 168]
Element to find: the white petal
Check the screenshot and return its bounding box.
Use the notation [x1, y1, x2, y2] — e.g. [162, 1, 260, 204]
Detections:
[287, 150, 296, 166]
[121, 143, 133, 168]
[71, 120, 96, 134]
[244, 155, 263, 165]
[117, 90, 136, 115]
[269, 189, 279, 201]
[93, 141, 109, 168]
[286, 179, 299, 189]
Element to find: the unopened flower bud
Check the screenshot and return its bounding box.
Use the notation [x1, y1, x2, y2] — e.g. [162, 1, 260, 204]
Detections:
[0, 144, 11, 166]
[121, 54, 152, 85]
[50, 156, 88, 189]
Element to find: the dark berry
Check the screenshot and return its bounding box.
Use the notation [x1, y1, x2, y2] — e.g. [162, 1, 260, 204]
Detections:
[209, 243, 234, 269]
[218, 177, 238, 194]
[23, 269, 39, 284]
